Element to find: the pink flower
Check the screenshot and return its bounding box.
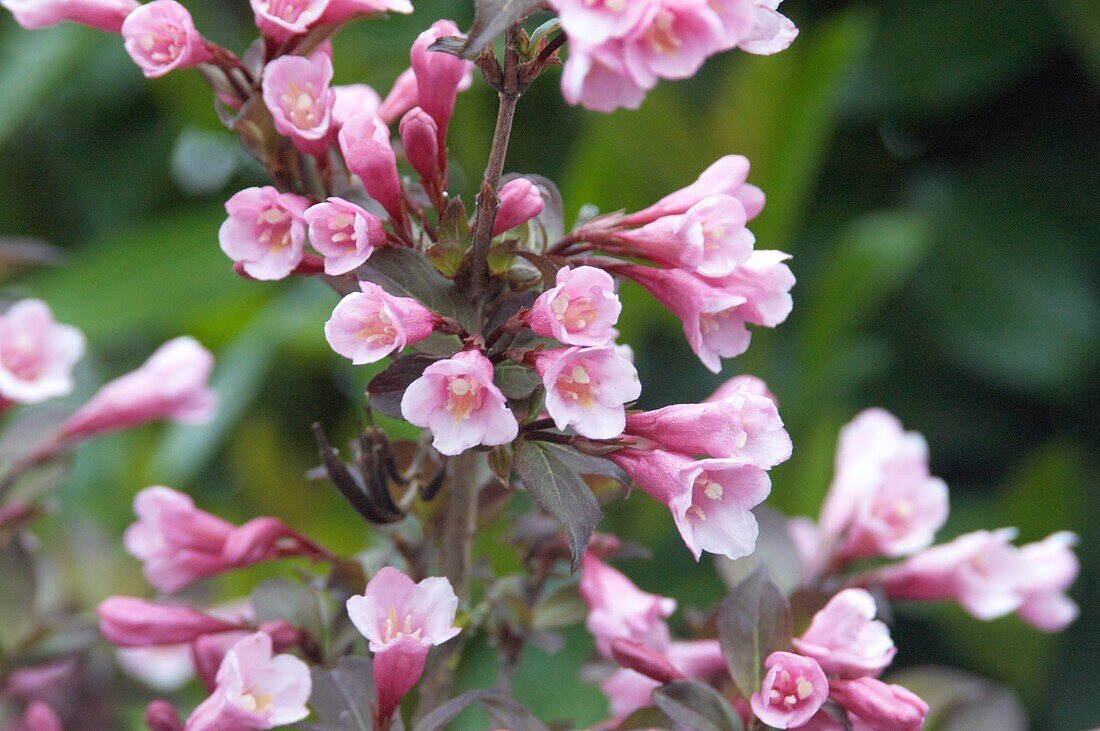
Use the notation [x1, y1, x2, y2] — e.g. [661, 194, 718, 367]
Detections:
[492, 178, 545, 236]
[146, 701, 184, 731]
[792, 589, 896, 678]
[218, 186, 310, 280]
[98, 598, 245, 647]
[332, 84, 381, 127]
[346, 567, 461, 722]
[705, 372, 776, 404]
[410, 20, 474, 153]
[400, 350, 518, 455]
[549, 0, 655, 44]
[561, 39, 649, 113]
[739, 0, 798, 55]
[400, 107, 441, 187]
[609, 638, 684, 684]
[579, 552, 676, 657]
[601, 640, 728, 718]
[535, 346, 640, 439]
[304, 197, 385, 275]
[1014, 531, 1081, 632]
[324, 281, 438, 364]
[249, 0, 328, 42]
[60, 337, 216, 440]
[376, 68, 419, 123]
[116, 644, 196, 691]
[262, 53, 335, 156]
[0, 299, 84, 404]
[528, 266, 622, 347]
[184, 632, 311, 730]
[704, 249, 795, 328]
[0, 0, 137, 31]
[828, 678, 928, 731]
[320, 0, 411, 25]
[608, 212, 705, 271]
[121, 0, 211, 79]
[750, 651, 829, 729]
[709, 0, 759, 50]
[16, 702, 62, 731]
[338, 113, 404, 222]
[623, 155, 763, 226]
[623, 1, 726, 88]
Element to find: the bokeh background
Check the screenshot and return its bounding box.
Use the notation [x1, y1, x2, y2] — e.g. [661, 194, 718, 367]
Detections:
[1, 0, 1098, 727]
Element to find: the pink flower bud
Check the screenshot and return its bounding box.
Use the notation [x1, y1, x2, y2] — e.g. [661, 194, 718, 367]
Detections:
[262, 52, 335, 156]
[218, 186, 310, 280]
[145, 701, 185, 731]
[98, 597, 245, 647]
[750, 651, 829, 729]
[528, 266, 622, 347]
[401, 350, 518, 455]
[249, 0, 328, 42]
[320, 0, 411, 25]
[60, 337, 216, 440]
[792, 589, 896, 678]
[706, 373, 776, 404]
[580, 552, 675, 657]
[399, 106, 441, 186]
[1, 0, 137, 31]
[535, 346, 640, 440]
[0, 299, 84, 405]
[548, 0, 654, 44]
[121, 0, 211, 79]
[739, 0, 798, 55]
[624, 155, 763, 226]
[610, 638, 685, 684]
[184, 633, 311, 730]
[492, 178, 545, 236]
[338, 113, 404, 222]
[828, 677, 928, 731]
[325, 281, 438, 365]
[190, 630, 249, 692]
[377, 67, 419, 124]
[410, 20, 474, 152]
[332, 83, 381, 127]
[347, 567, 461, 722]
[304, 197, 385, 275]
[17, 702, 62, 731]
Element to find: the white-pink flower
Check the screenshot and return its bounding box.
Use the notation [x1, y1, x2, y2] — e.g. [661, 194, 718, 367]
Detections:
[738, 0, 798, 55]
[121, 0, 211, 79]
[561, 39, 648, 113]
[184, 633, 311, 730]
[324, 281, 438, 365]
[624, 155, 765, 226]
[527, 266, 622, 347]
[400, 350, 518, 455]
[249, 0, 328, 42]
[750, 651, 829, 729]
[304, 197, 385, 275]
[218, 186, 310, 280]
[1, 0, 137, 31]
[792, 589, 896, 678]
[677, 194, 755, 277]
[549, 0, 655, 44]
[535, 346, 640, 439]
[0, 299, 84, 405]
[332, 83, 381, 127]
[262, 53, 335, 156]
[623, 1, 726, 88]
[579, 552, 676, 657]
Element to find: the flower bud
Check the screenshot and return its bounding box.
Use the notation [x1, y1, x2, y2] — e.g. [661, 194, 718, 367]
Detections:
[1, 0, 137, 32]
[828, 677, 928, 731]
[97, 597, 244, 647]
[121, 0, 212, 79]
[338, 113, 404, 222]
[610, 638, 684, 684]
[144, 701, 184, 731]
[400, 107, 441, 187]
[492, 178, 544, 236]
[18, 702, 62, 731]
[410, 20, 474, 152]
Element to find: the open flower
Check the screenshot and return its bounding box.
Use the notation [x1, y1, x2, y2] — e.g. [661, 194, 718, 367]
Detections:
[324, 281, 439, 364]
[219, 186, 310, 281]
[121, 0, 212, 79]
[528, 266, 622, 347]
[738, 0, 798, 55]
[338, 113, 403, 222]
[0, 299, 84, 405]
[750, 651, 829, 729]
[1, 0, 137, 31]
[262, 52, 335, 156]
[535, 346, 640, 439]
[304, 197, 385, 275]
[624, 155, 764, 226]
[579, 552, 676, 657]
[793, 589, 896, 678]
[549, 0, 654, 44]
[249, 0, 328, 42]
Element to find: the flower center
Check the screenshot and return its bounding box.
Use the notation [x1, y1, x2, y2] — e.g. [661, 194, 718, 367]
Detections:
[265, 0, 311, 22]
[768, 670, 815, 708]
[556, 365, 599, 406]
[647, 11, 681, 55]
[358, 306, 397, 347]
[138, 22, 185, 64]
[256, 206, 294, 251]
[697, 474, 724, 500]
[239, 690, 273, 712]
[551, 293, 599, 334]
[383, 606, 420, 642]
[280, 80, 323, 129]
[584, 0, 626, 11]
[446, 376, 481, 421]
[327, 212, 358, 252]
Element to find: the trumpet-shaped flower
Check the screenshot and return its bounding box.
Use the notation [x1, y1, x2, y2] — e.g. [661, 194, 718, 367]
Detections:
[0, 299, 85, 405]
[528, 266, 622, 347]
[579, 552, 676, 657]
[218, 186, 310, 280]
[624, 155, 764, 226]
[304, 197, 385, 275]
[535, 346, 640, 439]
[249, 0, 328, 42]
[121, 0, 211, 79]
[1, 0, 137, 31]
[262, 53, 335, 156]
[325, 281, 438, 364]
[792, 589, 896, 678]
[750, 651, 829, 729]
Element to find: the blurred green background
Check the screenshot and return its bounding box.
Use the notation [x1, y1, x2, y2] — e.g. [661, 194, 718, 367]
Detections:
[1, 0, 1098, 727]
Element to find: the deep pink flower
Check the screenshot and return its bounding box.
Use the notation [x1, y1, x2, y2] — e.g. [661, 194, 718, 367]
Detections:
[492, 178, 545, 237]
[338, 113, 404, 222]
[320, 0, 411, 25]
[400, 349, 518, 455]
[623, 155, 763, 226]
[304, 197, 385, 275]
[750, 651, 829, 729]
[346, 567, 460, 722]
[535, 346, 640, 439]
[60, 337, 216, 440]
[218, 186, 310, 280]
[528, 266, 622, 347]
[262, 53, 335, 156]
[739, 0, 798, 55]
[549, 0, 654, 44]
[0, 0, 136, 31]
[410, 20, 474, 153]
[145, 701, 185, 731]
[828, 677, 928, 731]
[601, 640, 727, 718]
[579, 552, 676, 657]
[121, 0, 211, 79]
[184, 633, 311, 730]
[324, 281, 438, 364]
[98, 598, 246, 647]
[332, 84, 381, 127]
[16, 702, 62, 731]
[0, 299, 84, 405]
[249, 0, 328, 42]
[792, 589, 896, 678]
[400, 106, 441, 187]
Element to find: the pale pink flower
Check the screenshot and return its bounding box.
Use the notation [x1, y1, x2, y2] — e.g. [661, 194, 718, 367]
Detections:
[218, 186, 310, 280]
[0, 0, 136, 31]
[400, 107, 441, 186]
[703, 249, 795, 328]
[623, 1, 726, 88]
[400, 349, 518, 455]
[623, 155, 763, 226]
[184, 632, 311, 730]
[262, 53, 335, 156]
[705, 372, 776, 404]
[332, 84, 381, 127]
[0, 299, 84, 405]
[535, 346, 640, 439]
[304, 197, 385, 275]
[561, 39, 649, 113]
[828, 677, 928, 731]
[121, 0, 211, 79]
[320, 0, 411, 25]
[116, 644, 196, 691]
[738, 0, 798, 55]
[60, 337, 216, 440]
[527, 266, 622, 347]
[492, 177, 545, 236]
[678, 195, 755, 276]
[1014, 531, 1081, 632]
[98, 598, 246, 647]
[793, 589, 896, 678]
[249, 0, 328, 42]
[410, 20, 474, 152]
[347, 567, 461, 722]
[750, 651, 829, 729]
[324, 281, 438, 364]
[709, 0, 759, 50]
[338, 113, 404, 222]
[549, 0, 654, 44]
[377, 68, 419, 124]
[579, 552, 676, 657]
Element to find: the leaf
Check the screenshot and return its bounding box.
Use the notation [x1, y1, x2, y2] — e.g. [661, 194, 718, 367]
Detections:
[715, 568, 793, 700]
[716, 507, 803, 595]
[413, 688, 549, 731]
[366, 353, 440, 419]
[250, 577, 327, 645]
[459, 0, 544, 58]
[616, 707, 673, 730]
[531, 582, 587, 630]
[546, 443, 630, 486]
[358, 247, 475, 329]
[888, 666, 1027, 731]
[652, 681, 744, 731]
[513, 439, 603, 571]
[306, 656, 376, 731]
[0, 536, 37, 653]
[493, 361, 541, 400]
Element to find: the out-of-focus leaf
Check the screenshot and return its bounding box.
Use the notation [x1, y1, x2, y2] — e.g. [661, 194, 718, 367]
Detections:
[716, 507, 802, 595]
[306, 656, 375, 731]
[0, 536, 36, 653]
[367, 353, 440, 419]
[617, 707, 673, 730]
[493, 361, 541, 399]
[652, 680, 744, 731]
[716, 568, 793, 700]
[251, 577, 327, 645]
[1050, 0, 1100, 82]
[889, 666, 1027, 731]
[358, 247, 475, 328]
[457, 0, 543, 58]
[413, 687, 549, 731]
[531, 582, 586, 630]
[513, 439, 603, 571]
[0, 237, 64, 277]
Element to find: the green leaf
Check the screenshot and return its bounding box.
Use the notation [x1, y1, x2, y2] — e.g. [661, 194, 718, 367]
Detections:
[250, 577, 327, 645]
[413, 687, 549, 731]
[715, 568, 793, 700]
[459, 0, 543, 58]
[888, 666, 1027, 731]
[652, 681, 744, 731]
[0, 536, 37, 653]
[716, 507, 803, 595]
[306, 656, 376, 731]
[493, 361, 541, 400]
[616, 707, 673, 730]
[513, 439, 603, 571]
[358, 247, 475, 329]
